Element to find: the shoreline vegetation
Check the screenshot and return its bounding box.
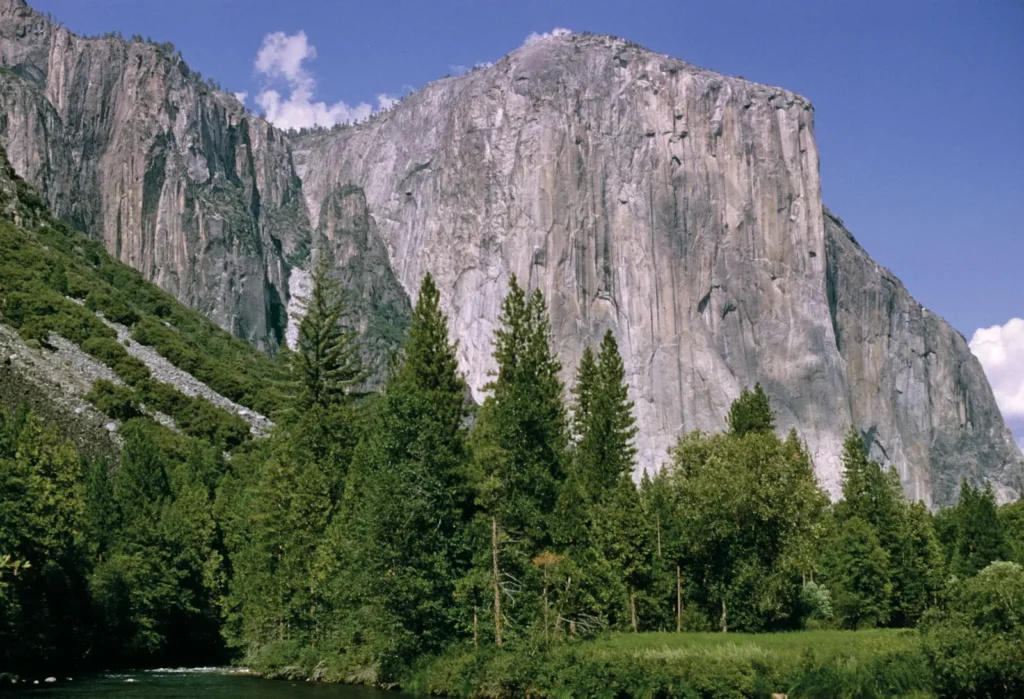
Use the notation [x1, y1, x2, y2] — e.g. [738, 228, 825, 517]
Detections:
[0, 150, 1022, 697]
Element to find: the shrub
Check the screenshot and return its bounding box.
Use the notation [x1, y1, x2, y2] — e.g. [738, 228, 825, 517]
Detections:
[86, 380, 141, 421]
[138, 379, 250, 449]
[85, 289, 139, 326]
[920, 561, 1024, 698]
[80, 337, 151, 386]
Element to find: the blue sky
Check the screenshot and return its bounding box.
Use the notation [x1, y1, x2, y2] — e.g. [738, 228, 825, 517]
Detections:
[29, 0, 1024, 443]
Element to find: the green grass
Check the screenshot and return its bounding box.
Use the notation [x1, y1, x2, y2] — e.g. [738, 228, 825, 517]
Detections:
[591, 628, 915, 659]
[403, 629, 933, 699]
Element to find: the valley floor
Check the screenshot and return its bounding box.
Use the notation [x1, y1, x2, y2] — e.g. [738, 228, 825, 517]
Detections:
[256, 629, 932, 699]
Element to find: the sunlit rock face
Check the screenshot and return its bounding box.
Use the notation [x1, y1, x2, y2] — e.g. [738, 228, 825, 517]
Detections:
[0, 0, 310, 352]
[0, 0, 1019, 505]
[290, 33, 1021, 504]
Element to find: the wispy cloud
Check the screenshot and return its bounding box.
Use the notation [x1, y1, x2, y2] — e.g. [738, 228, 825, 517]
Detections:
[253, 30, 397, 130]
[233, 91, 248, 105]
[970, 318, 1024, 426]
[450, 61, 494, 77]
[523, 27, 572, 46]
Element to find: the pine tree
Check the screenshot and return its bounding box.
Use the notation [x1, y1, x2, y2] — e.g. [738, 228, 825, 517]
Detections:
[476, 277, 568, 549]
[952, 480, 1006, 577]
[726, 383, 775, 437]
[559, 331, 647, 630]
[334, 273, 472, 671]
[470, 277, 568, 642]
[291, 254, 363, 412]
[824, 515, 892, 629]
[575, 331, 638, 503]
[570, 346, 598, 443]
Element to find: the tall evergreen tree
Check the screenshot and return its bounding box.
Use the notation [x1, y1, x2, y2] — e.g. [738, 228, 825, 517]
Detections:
[331, 273, 472, 673]
[475, 277, 568, 549]
[823, 515, 892, 629]
[951, 480, 1006, 577]
[470, 277, 568, 642]
[291, 254, 363, 412]
[575, 331, 638, 504]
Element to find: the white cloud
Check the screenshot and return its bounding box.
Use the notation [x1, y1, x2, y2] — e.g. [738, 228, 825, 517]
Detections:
[233, 91, 248, 104]
[523, 27, 572, 46]
[450, 61, 494, 77]
[252, 30, 395, 130]
[970, 317, 1024, 419]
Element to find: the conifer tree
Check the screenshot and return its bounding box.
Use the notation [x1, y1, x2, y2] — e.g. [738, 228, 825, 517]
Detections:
[726, 383, 775, 437]
[575, 331, 638, 503]
[470, 277, 568, 641]
[333, 273, 472, 670]
[476, 277, 568, 549]
[824, 515, 892, 629]
[951, 480, 1006, 577]
[890, 501, 945, 626]
[291, 254, 363, 412]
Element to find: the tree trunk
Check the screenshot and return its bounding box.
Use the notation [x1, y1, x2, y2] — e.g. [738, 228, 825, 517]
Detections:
[720, 599, 728, 633]
[543, 569, 550, 641]
[676, 564, 683, 633]
[656, 515, 662, 558]
[630, 591, 638, 633]
[492, 517, 502, 648]
[473, 604, 478, 648]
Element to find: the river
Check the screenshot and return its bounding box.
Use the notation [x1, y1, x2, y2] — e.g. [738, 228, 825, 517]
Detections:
[14, 669, 406, 698]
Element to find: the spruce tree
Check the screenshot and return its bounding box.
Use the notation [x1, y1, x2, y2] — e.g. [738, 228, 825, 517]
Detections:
[291, 254, 363, 412]
[335, 273, 472, 670]
[952, 480, 1006, 577]
[476, 277, 568, 549]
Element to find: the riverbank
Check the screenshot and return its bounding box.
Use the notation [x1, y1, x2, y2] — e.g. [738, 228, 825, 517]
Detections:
[251, 629, 934, 698]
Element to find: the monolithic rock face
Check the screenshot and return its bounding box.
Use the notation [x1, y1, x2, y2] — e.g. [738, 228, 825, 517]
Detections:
[292, 33, 1022, 504]
[0, 0, 309, 351]
[0, 0, 1019, 505]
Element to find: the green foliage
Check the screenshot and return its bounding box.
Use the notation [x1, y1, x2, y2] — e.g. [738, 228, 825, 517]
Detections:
[666, 424, 828, 632]
[949, 480, 1006, 577]
[290, 255, 364, 411]
[726, 383, 775, 437]
[406, 629, 930, 699]
[1000, 498, 1024, 565]
[0, 406, 88, 673]
[474, 276, 568, 550]
[81, 336, 152, 386]
[330, 273, 472, 675]
[921, 561, 1024, 698]
[827, 429, 944, 628]
[823, 515, 892, 629]
[86, 379, 142, 421]
[137, 379, 250, 448]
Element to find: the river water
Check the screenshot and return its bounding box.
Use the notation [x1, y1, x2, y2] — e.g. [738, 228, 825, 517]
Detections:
[15, 668, 405, 698]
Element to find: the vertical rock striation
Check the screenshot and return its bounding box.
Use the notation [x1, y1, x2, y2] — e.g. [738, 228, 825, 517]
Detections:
[0, 0, 310, 350]
[0, 1, 1018, 504]
[291, 34, 1022, 504]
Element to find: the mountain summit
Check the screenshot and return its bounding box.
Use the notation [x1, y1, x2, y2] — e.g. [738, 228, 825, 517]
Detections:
[0, 3, 1019, 504]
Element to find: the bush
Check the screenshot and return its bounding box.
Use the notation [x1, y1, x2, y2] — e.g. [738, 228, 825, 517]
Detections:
[86, 380, 141, 421]
[85, 289, 139, 326]
[80, 337, 151, 386]
[920, 561, 1024, 698]
[138, 379, 250, 449]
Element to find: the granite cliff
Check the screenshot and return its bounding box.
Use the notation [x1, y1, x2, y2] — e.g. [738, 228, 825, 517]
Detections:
[0, 0, 1018, 504]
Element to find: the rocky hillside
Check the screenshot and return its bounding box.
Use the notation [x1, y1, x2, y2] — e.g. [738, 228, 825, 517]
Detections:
[0, 0, 1019, 504]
